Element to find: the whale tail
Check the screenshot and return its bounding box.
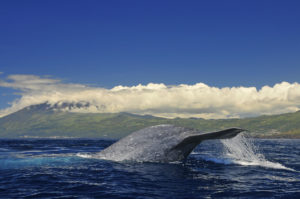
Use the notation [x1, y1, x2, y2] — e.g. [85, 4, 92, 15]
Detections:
[172, 128, 246, 161]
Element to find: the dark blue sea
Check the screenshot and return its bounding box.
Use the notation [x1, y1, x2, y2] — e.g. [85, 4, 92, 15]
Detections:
[0, 137, 299, 198]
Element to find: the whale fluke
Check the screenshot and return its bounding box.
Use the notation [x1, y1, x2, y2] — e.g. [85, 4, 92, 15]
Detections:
[171, 128, 245, 161]
[97, 124, 245, 163]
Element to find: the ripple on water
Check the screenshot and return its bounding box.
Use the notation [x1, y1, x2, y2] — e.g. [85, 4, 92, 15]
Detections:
[0, 138, 299, 198]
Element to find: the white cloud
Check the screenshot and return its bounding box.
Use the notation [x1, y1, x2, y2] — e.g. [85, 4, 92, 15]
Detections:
[0, 74, 300, 119]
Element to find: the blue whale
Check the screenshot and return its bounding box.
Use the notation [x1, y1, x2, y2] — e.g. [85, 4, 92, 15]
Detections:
[97, 124, 245, 163]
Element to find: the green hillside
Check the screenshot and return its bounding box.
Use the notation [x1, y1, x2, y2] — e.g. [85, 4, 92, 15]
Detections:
[0, 104, 300, 138]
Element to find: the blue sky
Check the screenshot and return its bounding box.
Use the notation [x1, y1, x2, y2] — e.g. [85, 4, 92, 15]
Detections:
[0, 0, 300, 116]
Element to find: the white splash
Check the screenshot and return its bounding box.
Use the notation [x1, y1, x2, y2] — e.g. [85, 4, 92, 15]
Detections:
[221, 133, 295, 171]
[76, 153, 93, 159]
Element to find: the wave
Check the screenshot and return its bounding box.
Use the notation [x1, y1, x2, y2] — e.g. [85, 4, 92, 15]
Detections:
[0, 155, 81, 169]
[200, 155, 295, 171]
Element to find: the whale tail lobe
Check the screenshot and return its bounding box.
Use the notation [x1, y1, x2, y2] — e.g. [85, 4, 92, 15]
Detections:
[172, 128, 245, 161]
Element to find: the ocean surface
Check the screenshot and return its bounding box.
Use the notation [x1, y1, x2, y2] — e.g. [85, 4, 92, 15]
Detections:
[0, 135, 299, 198]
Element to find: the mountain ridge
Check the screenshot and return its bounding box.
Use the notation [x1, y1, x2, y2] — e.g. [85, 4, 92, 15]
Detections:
[0, 103, 300, 138]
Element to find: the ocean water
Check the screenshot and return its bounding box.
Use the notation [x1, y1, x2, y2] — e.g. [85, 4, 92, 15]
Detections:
[0, 135, 299, 198]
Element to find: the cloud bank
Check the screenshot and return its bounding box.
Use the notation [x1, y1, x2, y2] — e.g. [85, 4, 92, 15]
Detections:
[0, 74, 300, 119]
